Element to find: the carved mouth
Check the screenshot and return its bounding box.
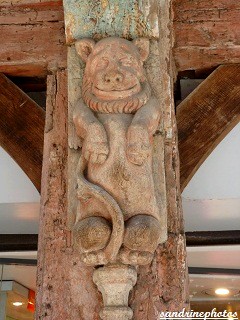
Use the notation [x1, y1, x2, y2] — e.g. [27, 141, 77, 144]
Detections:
[95, 84, 138, 92]
[93, 84, 140, 100]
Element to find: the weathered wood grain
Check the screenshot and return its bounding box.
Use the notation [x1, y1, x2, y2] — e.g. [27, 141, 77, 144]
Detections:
[0, 0, 62, 7]
[0, 2, 66, 77]
[174, 47, 240, 72]
[173, 0, 240, 71]
[178, 64, 240, 191]
[0, 73, 45, 192]
[0, 0, 239, 76]
[63, 0, 159, 43]
[131, 2, 190, 309]
[36, 70, 101, 319]
[174, 0, 239, 11]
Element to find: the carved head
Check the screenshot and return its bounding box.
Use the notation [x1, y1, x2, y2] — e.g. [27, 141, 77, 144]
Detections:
[75, 37, 151, 113]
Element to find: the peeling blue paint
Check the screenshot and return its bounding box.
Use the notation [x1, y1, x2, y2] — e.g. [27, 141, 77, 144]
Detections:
[63, 0, 159, 43]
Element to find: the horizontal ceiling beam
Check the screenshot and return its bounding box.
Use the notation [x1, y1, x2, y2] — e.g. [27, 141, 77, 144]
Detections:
[0, 234, 38, 252]
[0, 1, 66, 77]
[186, 230, 240, 246]
[1, 1, 62, 6]
[1, 231, 240, 252]
[0, 258, 37, 266]
[0, 1, 240, 76]
[0, 73, 45, 192]
[173, 0, 240, 71]
[189, 267, 240, 276]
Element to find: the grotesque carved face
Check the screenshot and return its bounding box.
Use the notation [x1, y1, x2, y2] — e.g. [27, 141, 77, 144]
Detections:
[76, 37, 151, 113]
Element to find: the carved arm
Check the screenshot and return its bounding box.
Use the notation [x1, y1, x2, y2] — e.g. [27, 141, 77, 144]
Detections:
[73, 99, 109, 164]
[127, 97, 161, 165]
[130, 97, 161, 136]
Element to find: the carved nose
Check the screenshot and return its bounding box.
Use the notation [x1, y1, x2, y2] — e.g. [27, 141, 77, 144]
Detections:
[104, 71, 123, 84]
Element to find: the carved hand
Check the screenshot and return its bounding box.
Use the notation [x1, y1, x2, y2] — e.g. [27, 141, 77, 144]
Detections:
[126, 124, 151, 166]
[83, 123, 109, 164]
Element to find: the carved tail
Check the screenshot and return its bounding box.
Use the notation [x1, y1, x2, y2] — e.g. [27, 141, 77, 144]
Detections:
[76, 155, 124, 263]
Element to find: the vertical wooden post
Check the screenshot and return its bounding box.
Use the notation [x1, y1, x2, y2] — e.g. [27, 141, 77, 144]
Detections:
[37, 0, 189, 318]
[130, 1, 189, 317]
[36, 70, 101, 319]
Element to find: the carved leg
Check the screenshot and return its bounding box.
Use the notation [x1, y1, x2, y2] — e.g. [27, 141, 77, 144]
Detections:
[126, 125, 151, 166]
[119, 215, 161, 265]
[73, 216, 111, 265]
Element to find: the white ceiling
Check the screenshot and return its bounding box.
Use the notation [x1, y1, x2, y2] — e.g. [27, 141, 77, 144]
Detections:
[0, 147, 39, 204]
[187, 245, 240, 269]
[0, 146, 40, 234]
[0, 203, 39, 234]
[0, 252, 37, 291]
[183, 122, 240, 232]
[183, 198, 240, 232]
[182, 123, 240, 200]
[190, 274, 240, 302]
[1, 264, 37, 292]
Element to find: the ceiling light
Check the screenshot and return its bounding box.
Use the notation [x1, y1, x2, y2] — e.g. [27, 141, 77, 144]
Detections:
[12, 302, 23, 307]
[215, 288, 230, 296]
[204, 288, 239, 297]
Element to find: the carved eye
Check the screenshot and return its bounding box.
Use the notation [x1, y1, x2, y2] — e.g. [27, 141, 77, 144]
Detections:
[96, 58, 109, 69]
[119, 57, 138, 68]
[119, 57, 132, 67]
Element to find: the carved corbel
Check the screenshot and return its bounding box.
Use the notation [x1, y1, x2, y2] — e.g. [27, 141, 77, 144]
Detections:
[67, 36, 167, 319]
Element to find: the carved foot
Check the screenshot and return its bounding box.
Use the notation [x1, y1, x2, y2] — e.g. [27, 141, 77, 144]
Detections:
[118, 248, 153, 265]
[83, 124, 109, 164]
[124, 214, 161, 252]
[73, 216, 111, 257]
[81, 250, 108, 266]
[127, 125, 151, 166]
[117, 215, 161, 265]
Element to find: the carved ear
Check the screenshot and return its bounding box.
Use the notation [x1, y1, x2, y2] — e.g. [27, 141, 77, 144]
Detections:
[75, 38, 96, 62]
[132, 38, 150, 61]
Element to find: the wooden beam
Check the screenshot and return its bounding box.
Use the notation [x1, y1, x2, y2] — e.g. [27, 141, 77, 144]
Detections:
[9, 76, 46, 92]
[173, 0, 240, 71]
[0, 258, 37, 266]
[0, 1, 240, 76]
[1, 231, 240, 253]
[177, 64, 240, 191]
[0, 234, 38, 252]
[0, 2, 66, 77]
[1, 1, 62, 6]
[186, 230, 240, 246]
[0, 73, 45, 192]
[189, 267, 240, 275]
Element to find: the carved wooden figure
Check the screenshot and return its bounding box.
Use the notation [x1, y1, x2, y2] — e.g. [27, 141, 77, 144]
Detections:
[72, 37, 166, 267]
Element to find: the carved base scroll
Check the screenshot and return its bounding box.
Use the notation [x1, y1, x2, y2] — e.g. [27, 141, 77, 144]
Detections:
[93, 264, 137, 320]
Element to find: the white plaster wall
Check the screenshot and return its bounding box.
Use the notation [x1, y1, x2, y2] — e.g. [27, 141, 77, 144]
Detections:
[0, 147, 40, 203]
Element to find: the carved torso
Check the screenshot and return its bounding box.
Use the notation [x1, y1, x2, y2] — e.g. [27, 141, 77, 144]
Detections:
[72, 37, 164, 266]
[87, 113, 159, 221]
